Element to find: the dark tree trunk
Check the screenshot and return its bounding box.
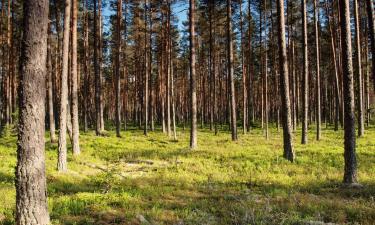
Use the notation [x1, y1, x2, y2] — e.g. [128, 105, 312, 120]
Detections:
[314, 0, 321, 140]
[366, 0, 375, 92]
[227, 0, 237, 141]
[354, 0, 364, 137]
[339, 0, 357, 184]
[16, 0, 50, 223]
[277, 0, 295, 162]
[116, 0, 122, 137]
[301, 0, 308, 144]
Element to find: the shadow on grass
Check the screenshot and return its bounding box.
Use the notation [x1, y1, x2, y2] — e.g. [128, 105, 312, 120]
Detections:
[44, 172, 375, 225]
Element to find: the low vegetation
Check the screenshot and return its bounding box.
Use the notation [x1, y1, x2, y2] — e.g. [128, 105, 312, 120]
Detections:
[1, 126, 374, 225]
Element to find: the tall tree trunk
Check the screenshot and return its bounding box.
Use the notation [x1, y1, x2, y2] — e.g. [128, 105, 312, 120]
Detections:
[354, 0, 364, 137]
[16, 0, 50, 223]
[189, 0, 197, 149]
[339, 0, 357, 184]
[264, 0, 269, 140]
[71, 0, 80, 155]
[116, 0, 122, 137]
[58, 0, 71, 172]
[325, 0, 341, 131]
[94, 0, 101, 135]
[227, 0, 237, 141]
[277, 0, 295, 162]
[83, 0, 89, 132]
[240, 0, 247, 134]
[314, 0, 321, 140]
[366, 0, 375, 92]
[301, 0, 308, 144]
[48, 23, 56, 143]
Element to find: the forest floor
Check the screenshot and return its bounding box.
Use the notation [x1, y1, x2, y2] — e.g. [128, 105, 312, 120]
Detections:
[0, 125, 375, 225]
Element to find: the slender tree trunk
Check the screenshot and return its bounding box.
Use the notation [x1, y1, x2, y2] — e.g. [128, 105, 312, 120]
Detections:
[277, 0, 295, 162]
[264, 0, 269, 140]
[240, 0, 247, 134]
[301, 0, 308, 144]
[314, 0, 321, 140]
[58, 0, 71, 172]
[16, 0, 50, 223]
[83, 0, 89, 132]
[354, 0, 364, 137]
[325, 0, 341, 131]
[227, 0, 237, 141]
[94, 0, 101, 135]
[116, 0, 122, 137]
[71, 0, 80, 155]
[339, 0, 357, 184]
[47, 24, 56, 143]
[366, 0, 375, 92]
[190, 0, 197, 149]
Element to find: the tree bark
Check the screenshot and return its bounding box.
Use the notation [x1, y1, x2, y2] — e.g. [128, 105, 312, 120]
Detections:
[339, 0, 357, 184]
[301, 0, 308, 144]
[116, 0, 122, 137]
[227, 0, 237, 141]
[58, 0, 71, 172]
[277, 0, 295, 162]
[190, 0, 197, 149]
[314, 0, 321, 140]
[354, 0, 364, 137]
[47, 23, 56, 143]
[366, 0, 375, 92]
[71, 0, 80, 155]
[16, 0, 50, 223]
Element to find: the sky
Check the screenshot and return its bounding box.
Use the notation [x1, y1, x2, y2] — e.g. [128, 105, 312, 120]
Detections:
[103, 1, 189, 32]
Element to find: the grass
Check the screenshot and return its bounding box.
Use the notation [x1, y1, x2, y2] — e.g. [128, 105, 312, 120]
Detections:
[0, 124, 375, 224]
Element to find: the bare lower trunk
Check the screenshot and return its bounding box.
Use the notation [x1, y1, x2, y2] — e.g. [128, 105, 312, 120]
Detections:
[227, 0, 237, 141]
[58, 0, 71, 172]
[16, 0, 50, 224]
[339, 0, 357, 184]
[301, 0, 308, 144]
[71, 0, 80, 155]
[277, 0, 295, 162]
[47, 26, 56, 143]
[190, 0, 197, 149]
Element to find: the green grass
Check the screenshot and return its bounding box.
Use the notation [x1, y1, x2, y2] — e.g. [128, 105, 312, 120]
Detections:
[1, 125, 375, 224]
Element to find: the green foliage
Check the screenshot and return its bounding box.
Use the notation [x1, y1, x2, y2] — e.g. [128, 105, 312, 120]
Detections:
[0, 126, 375, 224]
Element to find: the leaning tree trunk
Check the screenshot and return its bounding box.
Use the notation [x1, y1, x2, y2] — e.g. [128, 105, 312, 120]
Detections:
[16, 0, 50, 224]
[189, 0, 198, 149]
[277, 0, 295, 162]
[57, 0, 71, 172]
[227, 0, 238, 141]
[301, 0, 309, 144]
[71, 0, 80, 155]
[339, 0, 357, 184]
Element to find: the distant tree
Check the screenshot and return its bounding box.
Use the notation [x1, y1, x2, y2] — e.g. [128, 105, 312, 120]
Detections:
[301, 0, 308, 144]
[227, 0, 237, 141]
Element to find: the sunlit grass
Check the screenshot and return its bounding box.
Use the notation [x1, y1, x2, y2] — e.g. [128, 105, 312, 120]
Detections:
[1, 124, 374, 224]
